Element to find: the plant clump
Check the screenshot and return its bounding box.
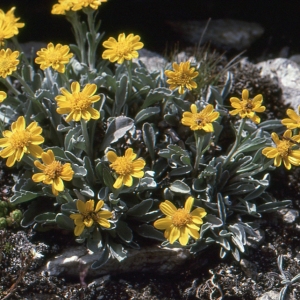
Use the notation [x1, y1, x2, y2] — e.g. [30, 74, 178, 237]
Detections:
[0, 2, 298, 275]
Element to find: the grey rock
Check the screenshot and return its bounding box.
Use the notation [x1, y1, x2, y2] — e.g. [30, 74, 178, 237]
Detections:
[168, 19, 264, 50]
[278, 208, 299, 223]
[240, 258, 258, 280]
[133, 48, 167, 72]
[256, 58, 300, 111]
[43, 245, 191, 278]
[256, 291, 280, 300]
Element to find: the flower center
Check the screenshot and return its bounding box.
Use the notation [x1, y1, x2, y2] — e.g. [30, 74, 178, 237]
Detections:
[44, 161, 63, 179]
[83, 215, 94, 227]
[172, 208, 192, 227]
[175, 73, 191, 85]
[116, 41, 132, 57]
[0, 59, 10, 70]
[47, 51, 61, 63]
[193, 112, 209, 126]
[9, 130, 31, 149]
[110, 156, 133, 175]
[277, 140, 292, 157]
[71, 93, 91, 111]
[242, 100, 254, 113]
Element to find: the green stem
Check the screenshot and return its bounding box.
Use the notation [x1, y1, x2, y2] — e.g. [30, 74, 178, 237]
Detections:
[81, 119, 92, 158]
[193, 131, 204, 174]
[86, 9, 96, 70]
[224, 118, 246, 166]
[11, 36, 30, 65]
[126, 60, 133, 98]
[0, 78, 20, 97]
[12, 72, 35, 98]
[59, 72, 70, 89]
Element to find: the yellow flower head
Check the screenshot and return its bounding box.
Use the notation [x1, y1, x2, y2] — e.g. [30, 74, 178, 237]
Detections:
[0, 19, 15, 45]
[35, 42, 73, 73]
[165, 61, 199, 94]
[0, 91, 7, 103]
[102, 33, 144, 64]
[51, 0, 75, 15]
[0, 48, 19, 78]
[229, 89, 266, 124]
[32, 150, 74, 196]
[281, 106, 300, 129]
[262, 130, 300, 170]
[0, 7, 24, 45]
[1, 7, 25, 35]
[55, 81, 100, 122]
[72, 0, 107, 11]
[154, 196, 207, 246]
[0, 116, 44, 167]
[69, 199, 112, 236]
[181, 104, 219, 132]
[106, 148, 146, 189]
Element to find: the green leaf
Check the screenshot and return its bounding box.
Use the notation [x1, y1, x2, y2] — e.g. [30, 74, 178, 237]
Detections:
[116, 220, 133, 243]
[169, 180, 190, 194]
[91, 245, 110, 269]
[10, 191, 39, 205]
[55, 213, 74, 230]
[169, 165, 192, 176]
[257, 200, 292, 213]
[100, 116, 134, 151]
[141, 88, 172, 109]
[109, 241, 127, 262]
[135, 224, 165, 241]
[127, 199, 153, 217]
[34, 212, 56, 223]
[217, 193, 227, 223]
[114, 75, 128, 115]
[142, 122, 156, 161]
[135, 107, 160, 124]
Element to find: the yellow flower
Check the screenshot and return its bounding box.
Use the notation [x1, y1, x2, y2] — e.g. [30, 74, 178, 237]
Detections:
[0, 7, 24, 45]
[0, 19, 15, 45]
[35, 42, 73, 73]
[262, 130, 300, 170]
[181, 104, 219, 132]
[72, 0, 107, 11]
[70, 199, 112, 236]
[154, 196, 207, 246]
[0, 116, 44, 167]
[281, 106, 300, 129]
[55, 81, 100, 122]
[106, 148, 146, 189]
[102, 33, 144, 64]
[0, 48, 19, 78]
[229, 89, 266, 124]
[32, 150, 74, 196]
[1, 7, 24, 35]
[164, 61, 199, 94]
[0, 91, 7, 102]
[51, 0, 75, 15]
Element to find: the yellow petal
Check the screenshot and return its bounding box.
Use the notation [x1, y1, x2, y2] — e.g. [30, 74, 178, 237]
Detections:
[153, 217, 172, 230]
[160, 200, 177, 217]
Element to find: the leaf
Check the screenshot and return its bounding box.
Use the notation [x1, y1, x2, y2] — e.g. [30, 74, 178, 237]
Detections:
[116, 221, 133, 243]
[205, 214, 223, 227]
[142, 123, 156, 162]
[135, 224, 165, 241]
[114, 75, 128, 115]
[87, 227, 103, 253]
[100, 116, 134, 151]
[257, 200, 292, 213]
[217, 193, 227, 223]
[34, 212, 56, 223]
[141, 88, 172, 109]
[135, 107, 160, 124]
[56, 213, 74, 230]
[127, 199, 153, 217]
[109, 241, 127, 262]
[91, 246, 110, 270]
[10, 191, 39, 205]
[169, 165, 192, 176]
[169, 180, 190, 194]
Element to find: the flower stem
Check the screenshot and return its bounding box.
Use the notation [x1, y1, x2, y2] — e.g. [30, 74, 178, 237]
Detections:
[81, 119, 92, 158]
[11, 36, 30, 65]
[12, 72, 35, 98]
[193, 131, 204, 173]
[126, 60, 133, 97]
[0, 78, 20, 97]
[224, 118, 246, 166]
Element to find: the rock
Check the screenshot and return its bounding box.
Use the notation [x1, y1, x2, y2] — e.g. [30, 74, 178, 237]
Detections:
[247, 229, 265, 249]
[167, 19, 264, 50]
[240, 259, 258, 280]
[134, 48, 167, 72]
[256, 58, 300, 111]
[256, 291, 280, 300]
[43, 244, 191, 278]
[278, 208, 299, 223]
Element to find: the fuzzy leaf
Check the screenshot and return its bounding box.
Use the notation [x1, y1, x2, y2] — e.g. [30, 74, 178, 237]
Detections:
[169, 180, 190, 194]
[142, 122, 156, 162]
[56, 213, 75, 230]
[135, 224, 165, 241]
[127, 199, 153, 217]
[135, 107, 160, 124]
